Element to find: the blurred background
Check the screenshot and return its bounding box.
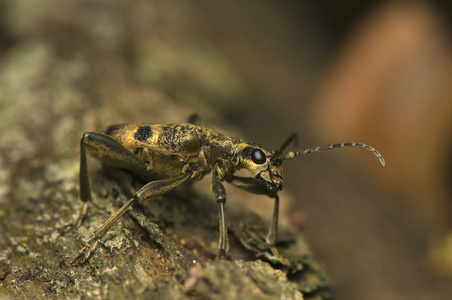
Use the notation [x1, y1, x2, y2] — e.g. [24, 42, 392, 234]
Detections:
[1, 0, 452, 299]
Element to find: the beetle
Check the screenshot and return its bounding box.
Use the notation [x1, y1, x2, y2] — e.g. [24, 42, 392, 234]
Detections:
[70, 114, 385, 265]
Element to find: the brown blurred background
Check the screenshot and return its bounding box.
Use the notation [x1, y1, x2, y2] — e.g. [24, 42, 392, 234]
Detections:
[1, 0, 452, 299]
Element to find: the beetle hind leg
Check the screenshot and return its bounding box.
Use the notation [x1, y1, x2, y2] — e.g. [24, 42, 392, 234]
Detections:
[71, 173, 191, 265]
[70, 132, 149, 231]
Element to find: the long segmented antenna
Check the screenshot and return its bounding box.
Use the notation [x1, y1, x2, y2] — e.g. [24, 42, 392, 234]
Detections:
[278, 133, 298, 153]
[278, 142, 385, 166]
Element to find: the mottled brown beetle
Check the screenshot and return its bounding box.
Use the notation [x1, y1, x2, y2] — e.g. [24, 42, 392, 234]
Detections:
[70, 114, 385, 265]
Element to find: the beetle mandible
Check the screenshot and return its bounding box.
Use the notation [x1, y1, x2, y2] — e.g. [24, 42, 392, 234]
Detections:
[70, 114, 385, 265]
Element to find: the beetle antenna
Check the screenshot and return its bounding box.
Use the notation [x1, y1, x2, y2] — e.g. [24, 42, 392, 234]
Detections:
[277, 133, 298, 153]
[279, 142, 385, 166]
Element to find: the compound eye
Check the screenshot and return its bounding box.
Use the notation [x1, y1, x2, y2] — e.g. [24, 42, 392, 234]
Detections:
[251, 149, 266, 164]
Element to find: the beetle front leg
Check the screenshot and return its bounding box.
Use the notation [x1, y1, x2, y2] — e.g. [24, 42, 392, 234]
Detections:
[72, 132, 150, 230]
[227, 176, 281, 254]
[266, 194, 280, 248]
[71, 173, 191, 265]
[211, 174, 229, 259]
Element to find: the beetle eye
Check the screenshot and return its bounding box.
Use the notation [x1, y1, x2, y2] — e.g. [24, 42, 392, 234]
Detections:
[251, 149, 266, 164]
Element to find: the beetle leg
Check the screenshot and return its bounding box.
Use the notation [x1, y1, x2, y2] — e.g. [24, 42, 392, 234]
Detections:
[211, 174, 229, 259]
[227, 176, 280, 250]
[227, 176, 276, 198]
[264, 194, 289, 268]
[266, 194, 279, 248]
[187, 113, 201, 124]
[71, 173, 191, 265]
[72, 132, 149, 230]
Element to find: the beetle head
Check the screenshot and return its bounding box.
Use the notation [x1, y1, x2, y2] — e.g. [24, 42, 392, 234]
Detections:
[239, 133, 385, 194]
[238, 134, 300, 193]
[239, 144, 283, 193]
[238, 132, 385, 194]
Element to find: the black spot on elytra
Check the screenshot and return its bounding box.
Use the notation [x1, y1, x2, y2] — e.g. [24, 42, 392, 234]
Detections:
[134, 126, 152, 142]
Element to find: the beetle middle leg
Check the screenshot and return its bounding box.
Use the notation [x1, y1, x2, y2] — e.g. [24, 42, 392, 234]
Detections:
[71, 173, 191, 265]
[211, 174, 229, 258]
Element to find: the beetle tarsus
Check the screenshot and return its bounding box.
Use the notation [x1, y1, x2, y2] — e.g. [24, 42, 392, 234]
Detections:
[71, 237, 99, 266]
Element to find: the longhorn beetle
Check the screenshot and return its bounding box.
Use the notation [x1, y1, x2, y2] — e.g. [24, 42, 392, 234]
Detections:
[70, 114, 385, 265]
